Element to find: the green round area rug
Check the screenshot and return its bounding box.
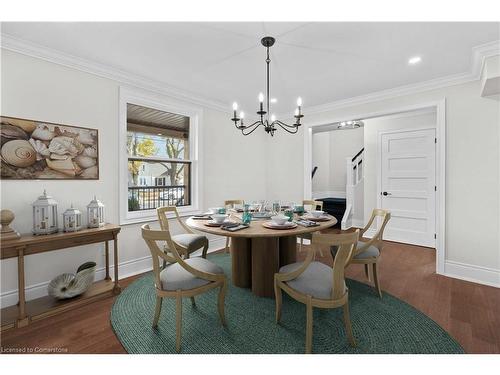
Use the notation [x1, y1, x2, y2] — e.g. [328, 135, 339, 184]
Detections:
[110, 253, 464, 354]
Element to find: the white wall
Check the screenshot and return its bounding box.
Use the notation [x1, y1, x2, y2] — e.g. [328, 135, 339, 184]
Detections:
[362, 110, 437, 223]
[0, 50, 267, 305]
[267, 79, 500, 286]
[312, 127, 364, 197]
[329, 128, 364, 192]
[311, 133, 330, 194]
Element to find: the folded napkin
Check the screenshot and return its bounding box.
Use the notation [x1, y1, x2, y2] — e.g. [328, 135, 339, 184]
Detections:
[295, 219, 320, 227]
[221, 223, 249, 232]
[192, 215, 212, 220]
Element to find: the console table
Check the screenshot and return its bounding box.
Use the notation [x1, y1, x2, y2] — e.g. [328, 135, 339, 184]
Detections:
[1, 223, 121, 331]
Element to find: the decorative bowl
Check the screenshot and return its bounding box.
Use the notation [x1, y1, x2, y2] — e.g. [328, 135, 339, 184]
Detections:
[271, 215, 289, 225]
[310, 210, 325, 218]
[211, 214, 228, 224]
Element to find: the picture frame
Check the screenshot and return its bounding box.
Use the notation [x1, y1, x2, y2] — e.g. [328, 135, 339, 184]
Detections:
[0, 115, 99, 180]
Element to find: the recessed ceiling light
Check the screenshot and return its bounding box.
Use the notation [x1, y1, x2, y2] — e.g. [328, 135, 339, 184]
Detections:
[408, 56, 422, 65]
[270, 98, 277, 103]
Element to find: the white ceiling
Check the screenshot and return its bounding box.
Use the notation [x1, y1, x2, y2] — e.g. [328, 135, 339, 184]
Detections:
[2, 22, 499, 115]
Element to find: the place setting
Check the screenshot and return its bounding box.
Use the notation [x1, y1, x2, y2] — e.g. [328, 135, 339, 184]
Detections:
[262, 214, 297, 230]
[301, 210, 333, 222]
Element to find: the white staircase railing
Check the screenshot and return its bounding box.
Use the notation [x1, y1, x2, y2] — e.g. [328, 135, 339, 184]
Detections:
[341, 148, 364, 230]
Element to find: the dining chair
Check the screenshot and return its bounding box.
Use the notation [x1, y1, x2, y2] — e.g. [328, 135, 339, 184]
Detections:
[335, 209, 391, 298]
[223, 199, 245, 253]
[298, 200, 325, 256]
[274, 230, 359, 354]
[157, 206, 208, 259]
[141, 224, 227, 353]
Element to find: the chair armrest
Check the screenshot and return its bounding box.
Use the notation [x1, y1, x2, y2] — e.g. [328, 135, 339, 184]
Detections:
[275, 247, 314, 283]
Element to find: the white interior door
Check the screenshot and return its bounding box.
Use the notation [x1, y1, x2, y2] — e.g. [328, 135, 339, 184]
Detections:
[380, 128, 436, 247]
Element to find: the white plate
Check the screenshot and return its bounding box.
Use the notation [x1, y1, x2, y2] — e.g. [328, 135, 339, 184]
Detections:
[262, 221, 297, 230]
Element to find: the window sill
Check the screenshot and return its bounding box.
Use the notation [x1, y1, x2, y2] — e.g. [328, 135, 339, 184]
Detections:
[120, 206, 202, 226]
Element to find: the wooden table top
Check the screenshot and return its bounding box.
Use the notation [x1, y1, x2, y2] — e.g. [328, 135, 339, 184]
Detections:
[186, 214, 337, 238]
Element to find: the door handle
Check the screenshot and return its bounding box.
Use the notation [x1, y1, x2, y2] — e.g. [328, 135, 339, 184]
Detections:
[382, 191, 392, 196]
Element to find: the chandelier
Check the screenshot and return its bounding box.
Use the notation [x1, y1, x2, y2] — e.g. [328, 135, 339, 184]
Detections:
[231, 36, 304, 136]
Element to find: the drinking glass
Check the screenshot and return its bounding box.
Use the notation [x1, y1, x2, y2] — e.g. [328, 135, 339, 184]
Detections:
[242, 211, 252, 225]
[294, 205, 304, 216]
[284, 208, 294, 222]
[272, 201, 281, 215]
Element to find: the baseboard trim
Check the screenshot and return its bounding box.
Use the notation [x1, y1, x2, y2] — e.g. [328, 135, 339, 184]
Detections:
[361, 230, 500, 288]
[0, 238, 226, 308]
[443, 260, 500, 288]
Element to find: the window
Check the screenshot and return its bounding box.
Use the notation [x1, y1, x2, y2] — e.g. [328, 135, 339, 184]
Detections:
[127, 103, 192, 213]
[119, 89, 202, 224]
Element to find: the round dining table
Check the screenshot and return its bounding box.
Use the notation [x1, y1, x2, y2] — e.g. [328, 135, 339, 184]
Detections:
[186, 214, 337, 298]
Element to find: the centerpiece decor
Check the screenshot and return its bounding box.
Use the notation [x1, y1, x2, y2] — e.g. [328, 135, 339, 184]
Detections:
[230, 36, 304, 136]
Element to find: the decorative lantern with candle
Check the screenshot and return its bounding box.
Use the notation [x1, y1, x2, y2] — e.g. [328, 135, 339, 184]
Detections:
[32, 190, 59, 235]
[63, 204, 82, 232]
[87, 196, 105, 228]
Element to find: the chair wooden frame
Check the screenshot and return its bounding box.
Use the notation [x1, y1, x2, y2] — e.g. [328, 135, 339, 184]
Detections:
[274, 230, 359, 353]
[157, 206, 208, 259]
[223, 199, 245, 253]
[141, 224, 227, 353]
[349, 209, 391, 298]
[298, 200, 325, 255]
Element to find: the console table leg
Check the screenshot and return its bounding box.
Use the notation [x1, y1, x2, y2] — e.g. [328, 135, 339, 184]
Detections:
[105, 241, 110, 280]
[16, 247, 29, 327]
[113, 237, 121, 294]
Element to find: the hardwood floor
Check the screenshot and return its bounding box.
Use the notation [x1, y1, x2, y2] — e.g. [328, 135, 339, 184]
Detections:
[1, 239, 499, 354]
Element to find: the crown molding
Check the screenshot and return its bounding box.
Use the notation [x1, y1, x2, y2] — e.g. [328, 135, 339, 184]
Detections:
[2, 33, 499, 117]
[292, 40, 500, 116]
[0, 33, 231, 114]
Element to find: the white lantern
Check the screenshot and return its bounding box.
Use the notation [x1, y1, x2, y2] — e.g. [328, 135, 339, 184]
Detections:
[32, 190, 59, 235]
[87, 196, 105, 228]
[63, 204, 82, 232]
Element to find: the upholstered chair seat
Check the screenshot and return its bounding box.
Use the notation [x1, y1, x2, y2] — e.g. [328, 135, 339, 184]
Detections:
[331, 241, 380, 260]
[160, 257, 224, 291]
[279, 261, 333, 300]
[172, 234, 208, 253]
[353, 242, 380, 259]
[157, 207, 209, 259]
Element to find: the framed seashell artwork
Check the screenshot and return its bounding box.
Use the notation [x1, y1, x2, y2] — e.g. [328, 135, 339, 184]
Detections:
[1, 116, 99, 180]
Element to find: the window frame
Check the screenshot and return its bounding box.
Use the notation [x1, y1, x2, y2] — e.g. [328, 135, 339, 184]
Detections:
[119, 87, 203, 224]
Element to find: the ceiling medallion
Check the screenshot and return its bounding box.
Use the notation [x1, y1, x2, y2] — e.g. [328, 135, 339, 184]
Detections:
[231, 36, 304, 136]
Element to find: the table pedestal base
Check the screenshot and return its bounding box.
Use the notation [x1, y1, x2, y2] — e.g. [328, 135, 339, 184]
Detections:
[231, 235, 297, 298]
